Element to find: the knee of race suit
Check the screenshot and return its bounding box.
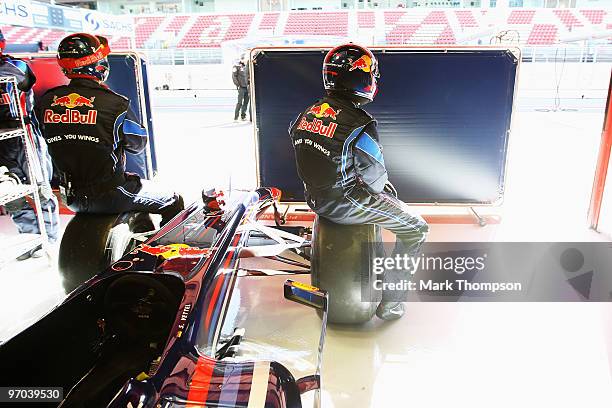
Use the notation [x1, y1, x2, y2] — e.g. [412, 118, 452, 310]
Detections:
[415, 221, 430, 248]
[418, 221, 430, 237]
[406, 215, 429, 240]
[396, 219, 429, 256]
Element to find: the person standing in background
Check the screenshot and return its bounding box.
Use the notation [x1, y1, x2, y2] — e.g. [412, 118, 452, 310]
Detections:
[232, 54, 251, 122]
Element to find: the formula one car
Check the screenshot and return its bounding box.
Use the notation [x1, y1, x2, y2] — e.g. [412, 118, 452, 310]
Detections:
[0, 188, 327, 408]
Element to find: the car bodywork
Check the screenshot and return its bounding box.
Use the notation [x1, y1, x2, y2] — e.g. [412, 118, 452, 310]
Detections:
[0, 188, 324, 408]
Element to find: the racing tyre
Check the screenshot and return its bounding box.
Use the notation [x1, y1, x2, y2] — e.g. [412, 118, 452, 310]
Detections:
[311, 216, 382, 324]
[59, 212, 155, 293]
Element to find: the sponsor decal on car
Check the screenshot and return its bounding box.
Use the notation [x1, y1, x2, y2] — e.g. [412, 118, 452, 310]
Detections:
[137, 243, 211, 260]
[0, 93, 9, 105]
[176, 303, 192, 338]
[291, 280, 321, 293]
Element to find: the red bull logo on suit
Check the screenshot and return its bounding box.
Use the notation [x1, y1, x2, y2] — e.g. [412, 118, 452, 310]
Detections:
[307, 102, 341, 120]
[44, 93, 98, 124]
[51, 93, 95, 109]
[297, 117, 337, 138]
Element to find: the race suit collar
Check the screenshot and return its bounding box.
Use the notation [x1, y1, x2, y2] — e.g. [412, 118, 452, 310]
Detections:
[325, 94, 360, 109]
[69, 77, 106, 89]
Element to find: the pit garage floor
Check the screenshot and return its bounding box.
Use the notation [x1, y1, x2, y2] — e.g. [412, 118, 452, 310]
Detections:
[1, 90, 612, 407]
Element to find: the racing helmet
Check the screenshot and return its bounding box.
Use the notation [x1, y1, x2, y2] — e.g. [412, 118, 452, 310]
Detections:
[57, 33, 111, 82]
[323, 43, 380, 105]
[0, 30, 6, 54]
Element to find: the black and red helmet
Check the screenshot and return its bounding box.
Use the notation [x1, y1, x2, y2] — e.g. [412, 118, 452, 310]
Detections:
[57, 33, 111, 82]
[323, 44, 380, 105]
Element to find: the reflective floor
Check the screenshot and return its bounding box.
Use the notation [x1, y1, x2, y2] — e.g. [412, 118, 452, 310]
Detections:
[213, 273, 612, 408]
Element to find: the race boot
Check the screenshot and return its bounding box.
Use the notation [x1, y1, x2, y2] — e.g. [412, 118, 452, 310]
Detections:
[376, 301, 405, 321]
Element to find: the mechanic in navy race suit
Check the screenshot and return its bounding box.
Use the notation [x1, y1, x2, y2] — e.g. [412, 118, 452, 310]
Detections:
[37, 33, 184, 226]
[289, 44, 429, 321]
[0, 30, 60, 258]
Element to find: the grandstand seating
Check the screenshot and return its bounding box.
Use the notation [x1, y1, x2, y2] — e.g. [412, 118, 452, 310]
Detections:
[581, 9, 605, 25]
[436, 26, 456, 45]
[507, 10, 535, 25]
[527, 24, 558, 45]
[384, 10, 407, 26]
[553, 9, 583, 30]
[284, 12, 348, 36]
[422, 10, 448, 25]
[357, 11, 376, 29]
[0, 24, 136, 50]
[2, 8, 609, 50]
[165, 15, 191, 34]
[386, 24, 420, 45]
[135, 16, 165, 48]
[259, 12, 279, 30]
[110, 37, 132, 49]
[1, 26, 67, 49]
[179, 13, 254, 47]
[455, 10, 478, 28]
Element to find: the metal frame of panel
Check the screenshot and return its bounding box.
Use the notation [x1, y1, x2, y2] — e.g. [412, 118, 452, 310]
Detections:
[588, 73, 612, 231]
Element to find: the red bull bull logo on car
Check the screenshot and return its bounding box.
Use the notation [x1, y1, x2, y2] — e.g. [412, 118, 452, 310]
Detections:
[137, 243, 211, 260]
[307, 102, 341, 120]
[349, 55, 372, 73]
[44, 93, 98, 125]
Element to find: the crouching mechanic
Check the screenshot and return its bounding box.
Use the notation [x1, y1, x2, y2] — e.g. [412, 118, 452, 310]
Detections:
[37, 33, 183, 225]
[289, 44, 429, 321]
[0, 30, 59, 258]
